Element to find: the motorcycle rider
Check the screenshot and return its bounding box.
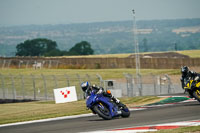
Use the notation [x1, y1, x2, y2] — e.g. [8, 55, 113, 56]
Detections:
[180, 66, 200, 89]
[81, 81, 124, 107]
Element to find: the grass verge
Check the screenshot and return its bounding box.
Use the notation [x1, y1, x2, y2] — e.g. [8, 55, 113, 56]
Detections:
[0, 96, 163, 125]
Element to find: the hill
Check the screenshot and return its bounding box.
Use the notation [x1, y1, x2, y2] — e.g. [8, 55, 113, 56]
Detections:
[0, 18, 200, 56]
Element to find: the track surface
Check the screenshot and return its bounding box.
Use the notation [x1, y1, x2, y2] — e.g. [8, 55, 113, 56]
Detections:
[1, 100, 200, 133]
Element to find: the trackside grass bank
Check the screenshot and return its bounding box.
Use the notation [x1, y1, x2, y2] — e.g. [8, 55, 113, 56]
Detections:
[0, 68, 180, 79]
[0, 96, 162, 125]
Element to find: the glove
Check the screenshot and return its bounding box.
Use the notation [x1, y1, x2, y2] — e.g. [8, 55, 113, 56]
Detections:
[115, 98, 120, 103]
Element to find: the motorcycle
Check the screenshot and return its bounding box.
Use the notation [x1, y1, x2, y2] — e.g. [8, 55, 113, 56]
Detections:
[86, 90, 130, 120]
[184, 78, 200, 103]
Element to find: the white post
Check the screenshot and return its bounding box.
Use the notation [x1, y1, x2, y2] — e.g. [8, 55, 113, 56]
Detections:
[132, 9, 142, 95]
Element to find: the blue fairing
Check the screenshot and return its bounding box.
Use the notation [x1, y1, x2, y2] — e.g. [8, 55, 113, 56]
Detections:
[86, 91, 118, 117]
[123, 108, 129, 112]
[86, 92, 97, 108]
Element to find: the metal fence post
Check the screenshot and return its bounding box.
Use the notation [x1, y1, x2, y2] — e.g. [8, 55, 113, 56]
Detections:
[151, 73, 157, 95]
[48, 60, 52, 68]
[0, 74, 5, 99]
[96, 74, 103, 86]
[138, 74, 143, 96]
[64, 74, 70, 87]
[124, 73, 133, 97]
[56, 61, 59, 69]
[18, 60, 23, 69]
[165, 74, 174, 94]
[31, 74, 36, 100]
[76, 74, 84, 99]
[52, 75, 58, 89]
[26, 61, 29, 69]
[41, 74, 47, 100]
[20, 74, 25, 99]
[85, 74, 91, 83]
[129, 74, 134, 97]
[2, 60, 6, 69]
[76, 74, 82, 85]
[8, 60, 12, 69]
[10, 74, 16, 99]
[159, 75, 162, 94]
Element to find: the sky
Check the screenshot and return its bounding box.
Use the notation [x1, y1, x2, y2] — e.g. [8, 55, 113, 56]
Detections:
[0, 0, 200, 26]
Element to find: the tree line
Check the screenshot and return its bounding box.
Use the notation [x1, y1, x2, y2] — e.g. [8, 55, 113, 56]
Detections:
[16, 38, 94, 56]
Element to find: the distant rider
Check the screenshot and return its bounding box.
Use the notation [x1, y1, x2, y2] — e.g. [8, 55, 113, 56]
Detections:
[180, 66, 200, 89]
[81, 81, 124, 107]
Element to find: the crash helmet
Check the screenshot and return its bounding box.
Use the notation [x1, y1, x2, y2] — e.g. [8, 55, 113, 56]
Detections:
[181, 66, 189, 76]
[81, 81, 90, 92]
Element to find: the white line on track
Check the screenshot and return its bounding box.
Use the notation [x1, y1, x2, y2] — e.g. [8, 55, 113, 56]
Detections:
[0, 113, 94, 128]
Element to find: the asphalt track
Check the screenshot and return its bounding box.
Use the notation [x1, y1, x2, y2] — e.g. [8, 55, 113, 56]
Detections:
[0, 99, 200, 133]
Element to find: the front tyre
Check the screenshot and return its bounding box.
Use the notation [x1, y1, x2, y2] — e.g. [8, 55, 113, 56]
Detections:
[93, 104, 112, 120]
[120, 106, 130, 118]
[193, 90, 200, 103]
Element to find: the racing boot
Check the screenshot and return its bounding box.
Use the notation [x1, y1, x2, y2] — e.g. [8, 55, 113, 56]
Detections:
[105, 90, 125, 108]
[111, 96, 125, 108]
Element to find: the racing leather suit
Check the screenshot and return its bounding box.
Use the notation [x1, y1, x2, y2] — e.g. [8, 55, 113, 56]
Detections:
[85, 84, 120, 104]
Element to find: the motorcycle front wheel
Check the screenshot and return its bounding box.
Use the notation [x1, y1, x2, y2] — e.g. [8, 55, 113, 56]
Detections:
[93, 103, 112, 120]
[121, 106, 130, 118]
[193, 90, 200, 103]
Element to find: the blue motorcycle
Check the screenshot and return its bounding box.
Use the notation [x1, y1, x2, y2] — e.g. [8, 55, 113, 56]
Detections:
[86, 90, 130, 120]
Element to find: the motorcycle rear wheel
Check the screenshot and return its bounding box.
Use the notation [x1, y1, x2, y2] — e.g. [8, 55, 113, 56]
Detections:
[93, 104, 112, 120]
[193, 90, 200, 103]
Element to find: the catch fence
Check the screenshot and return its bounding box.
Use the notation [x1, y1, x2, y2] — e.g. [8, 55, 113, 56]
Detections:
[123, 74, 183, 97]
[0, 74, 102, 101]
[0, 73, 183, 101]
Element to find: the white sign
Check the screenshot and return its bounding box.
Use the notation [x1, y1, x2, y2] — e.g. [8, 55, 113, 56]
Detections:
[53, 86, 77, 104]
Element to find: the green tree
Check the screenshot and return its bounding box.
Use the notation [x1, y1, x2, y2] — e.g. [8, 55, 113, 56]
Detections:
[16, 38, 59, 56]
[67, 41, 94, 55]
[44, 49, 62, 56]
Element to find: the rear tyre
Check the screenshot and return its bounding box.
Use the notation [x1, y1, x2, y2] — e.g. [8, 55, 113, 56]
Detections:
[93, 104, 112, 120]
[193, 90, 200, 103]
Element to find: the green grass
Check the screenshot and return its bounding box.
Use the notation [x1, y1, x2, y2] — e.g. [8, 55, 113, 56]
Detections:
[0, 96, 162, 125]
[178, 50, 200, 58]
[0, 68, 180, 79]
